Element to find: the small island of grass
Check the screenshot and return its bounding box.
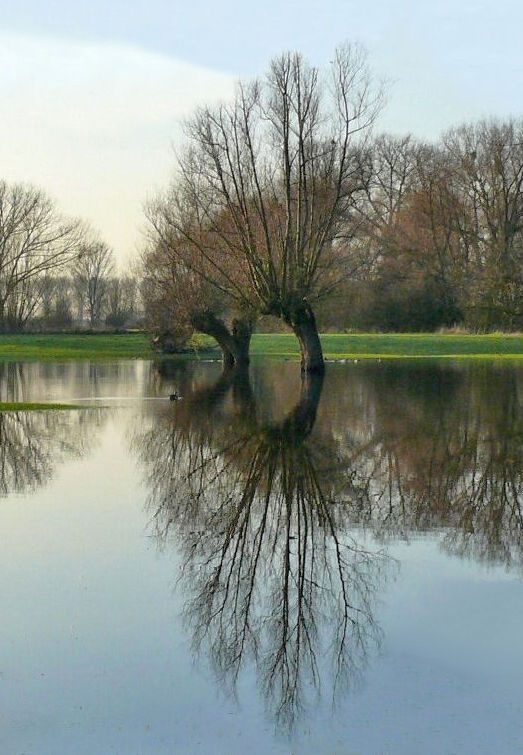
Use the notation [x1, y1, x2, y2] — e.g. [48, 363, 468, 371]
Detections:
[0, 401, 87, 412]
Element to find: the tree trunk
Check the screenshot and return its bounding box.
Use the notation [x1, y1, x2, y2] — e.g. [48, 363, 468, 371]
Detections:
[285, 302, 325, 374]
[190, 311, 253, 368]
[231, 317, 252, 367]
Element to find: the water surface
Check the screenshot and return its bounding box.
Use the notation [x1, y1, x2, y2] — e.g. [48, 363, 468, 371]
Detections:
[1, 359, 522, 754]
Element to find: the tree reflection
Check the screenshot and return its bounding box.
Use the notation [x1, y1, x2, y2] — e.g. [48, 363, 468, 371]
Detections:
[136, 366, 389, 728]
[323, 363, 523, 570]
[0, 361, 108, 496]
[136, 360, 523, 726]
[0, 361, 123, 497]
[0, 409, 107, 496]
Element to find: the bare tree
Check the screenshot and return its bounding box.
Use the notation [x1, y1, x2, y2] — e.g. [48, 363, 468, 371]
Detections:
[0, 180, 84, 332]
[105, 275, 137, 327]
[73, 237, 114, 327]
[148, 44, 382, 371]
[360, 144, 465, 331]
[443, 119, 523, 329]
[142, 235, 257, 361]
[313, 120, 523, 332]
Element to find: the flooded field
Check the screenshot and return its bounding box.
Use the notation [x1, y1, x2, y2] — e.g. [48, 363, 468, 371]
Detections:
[1, 359, 522, 754]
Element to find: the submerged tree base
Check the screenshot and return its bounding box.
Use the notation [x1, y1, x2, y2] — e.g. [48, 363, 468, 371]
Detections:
[283, 302, 326, 374]
[190, 311, 254, 369]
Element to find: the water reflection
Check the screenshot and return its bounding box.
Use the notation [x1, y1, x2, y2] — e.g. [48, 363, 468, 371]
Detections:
[0, 362, 115, 496]
[136, 366, 391, 728]
[0, 360, 149, 403]
[325, 363, 523, 569]
[0, 408, 108, 496]
[135, 360, 523, 728]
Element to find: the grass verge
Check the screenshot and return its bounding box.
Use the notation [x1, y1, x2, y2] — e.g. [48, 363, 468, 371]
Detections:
[0, 331, 521, 361]
[251, 333, 523, 360]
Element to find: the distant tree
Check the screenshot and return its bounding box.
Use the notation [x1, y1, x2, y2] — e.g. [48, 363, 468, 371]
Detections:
[327, 136, 461, 332]
[39, 275, 58, 324]
[0, 180, 83, 332]
[52, 289, 74, 328]
[357, 134, 422, 258]
[374, 121, 523, 332]
[35, 274, 74, 330]
[73, 238, 114, 327]
[443, 119, 523, 330]
[364, 145, 463, 331]
[105, 275, 138, 328]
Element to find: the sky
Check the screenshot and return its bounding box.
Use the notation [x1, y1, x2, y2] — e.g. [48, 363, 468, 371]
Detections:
[1, 0, 522, 264]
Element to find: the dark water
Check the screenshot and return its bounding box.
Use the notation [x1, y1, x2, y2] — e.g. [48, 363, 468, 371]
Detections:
[1, 359, 522, 754]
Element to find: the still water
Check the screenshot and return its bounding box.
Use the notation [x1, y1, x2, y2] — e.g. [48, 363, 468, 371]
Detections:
[0, 359, 522, 754]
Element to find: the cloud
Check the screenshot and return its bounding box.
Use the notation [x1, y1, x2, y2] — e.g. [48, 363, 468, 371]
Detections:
[0, 32, 236, 261]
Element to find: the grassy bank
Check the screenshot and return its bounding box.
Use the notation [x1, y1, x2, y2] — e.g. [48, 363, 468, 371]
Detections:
[0, 331, 521, 362]
[0, 332, 154, 361]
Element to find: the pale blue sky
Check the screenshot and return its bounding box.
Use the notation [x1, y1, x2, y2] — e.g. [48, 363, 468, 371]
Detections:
[2, 0, 522, 261]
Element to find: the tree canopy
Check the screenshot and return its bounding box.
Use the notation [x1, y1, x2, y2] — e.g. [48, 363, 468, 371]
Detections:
[146, 44, 383, 371]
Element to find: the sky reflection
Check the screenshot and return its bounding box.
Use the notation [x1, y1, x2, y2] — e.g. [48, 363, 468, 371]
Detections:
[1, 359, 522, 753]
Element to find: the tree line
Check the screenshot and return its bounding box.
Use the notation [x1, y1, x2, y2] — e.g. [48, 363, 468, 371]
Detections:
[318, 121, 523, 334]
[142, 45, 523, 372]
[0, 180, 139, 332]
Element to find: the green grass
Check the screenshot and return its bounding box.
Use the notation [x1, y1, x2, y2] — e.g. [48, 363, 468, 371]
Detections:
[250, 333, 523, 360]
[0, 401, 86, 411]
[0, 332, 155, 361]
[0, 331, 521, 362]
